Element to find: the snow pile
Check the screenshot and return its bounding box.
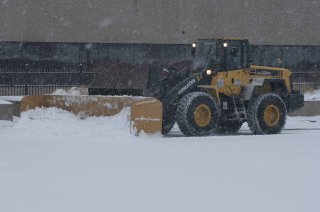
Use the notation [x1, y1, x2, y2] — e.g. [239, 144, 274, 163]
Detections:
[51, 88, 68, 95]
[52, 87, 88, 95]
[0, 107, 133, 140]
[0, 99, 12, 105]
[304, 89, 320, 101]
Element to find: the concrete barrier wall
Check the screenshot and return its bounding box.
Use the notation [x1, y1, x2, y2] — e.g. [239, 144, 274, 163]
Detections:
[0, 0, 320, 45]
[0, 97, 21, 118]
[9, 101, 21, 117]
[289, 102, 320, 117]
[0, 100, 13, 121]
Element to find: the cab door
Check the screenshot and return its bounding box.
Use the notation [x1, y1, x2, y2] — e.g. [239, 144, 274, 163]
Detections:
[225, 40, 248, 70]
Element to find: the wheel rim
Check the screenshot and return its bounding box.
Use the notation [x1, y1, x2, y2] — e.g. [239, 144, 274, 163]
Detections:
[194, 104, 212, 127]
[263, 104, 280, 127]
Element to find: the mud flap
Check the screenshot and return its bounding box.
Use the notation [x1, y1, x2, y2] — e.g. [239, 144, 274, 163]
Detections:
[20, 95, 162, 135]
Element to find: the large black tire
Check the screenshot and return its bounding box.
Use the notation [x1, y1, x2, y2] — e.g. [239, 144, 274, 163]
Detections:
[176, 92, 220, 136]
[247, 93, 287, 135]
[215, 121, 243, 134]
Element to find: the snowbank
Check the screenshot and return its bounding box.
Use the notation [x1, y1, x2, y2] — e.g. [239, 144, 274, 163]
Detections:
[0, 107, 133, 140]
[304, 89, 320, 101]
[52, 87, 88, 95]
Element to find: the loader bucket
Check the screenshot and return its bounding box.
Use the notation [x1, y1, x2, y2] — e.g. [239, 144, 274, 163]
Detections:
[20, 95, 162, 135]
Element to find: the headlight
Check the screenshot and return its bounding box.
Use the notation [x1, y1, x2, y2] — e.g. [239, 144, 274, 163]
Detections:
[206, 69, 212, 75]
[223, 42, 228, 48]
[192, 43, 197, 48]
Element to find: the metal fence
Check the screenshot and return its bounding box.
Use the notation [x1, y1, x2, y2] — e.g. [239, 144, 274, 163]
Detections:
[291, 71, 320, 93]
[0, 64, 94, 96]
[0, 85, 81, 96]
[292, 82, 318, 93]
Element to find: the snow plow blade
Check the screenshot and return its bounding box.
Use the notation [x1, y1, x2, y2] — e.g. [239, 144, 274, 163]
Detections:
[20, 95, 162, 135]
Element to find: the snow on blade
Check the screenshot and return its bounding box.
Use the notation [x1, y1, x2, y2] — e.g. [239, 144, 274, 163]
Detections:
[0, 107, 133, 140]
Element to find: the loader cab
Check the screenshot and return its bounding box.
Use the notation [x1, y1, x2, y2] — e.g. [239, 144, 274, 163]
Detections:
[192, 39, 249, 72]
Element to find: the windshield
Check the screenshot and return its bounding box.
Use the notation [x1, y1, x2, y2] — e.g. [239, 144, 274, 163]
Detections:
[192, 40, 217, 72]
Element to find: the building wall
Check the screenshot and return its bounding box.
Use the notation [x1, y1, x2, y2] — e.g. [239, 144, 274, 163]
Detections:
[1, 0, 319, 45]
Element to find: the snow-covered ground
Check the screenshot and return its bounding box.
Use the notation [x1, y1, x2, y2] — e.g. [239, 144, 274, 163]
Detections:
[0, 108, 320, 212]
[304, 89, 320, 101]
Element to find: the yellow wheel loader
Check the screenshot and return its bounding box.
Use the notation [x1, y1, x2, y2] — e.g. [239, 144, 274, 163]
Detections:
[21, 39, 304, 136]
[148, 38, 304, 136]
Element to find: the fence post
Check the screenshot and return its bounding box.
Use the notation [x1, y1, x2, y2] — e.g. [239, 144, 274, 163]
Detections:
[315, 81, 320, 90]
[79, 63, 83, 85]
[24, 64, 29, 95]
